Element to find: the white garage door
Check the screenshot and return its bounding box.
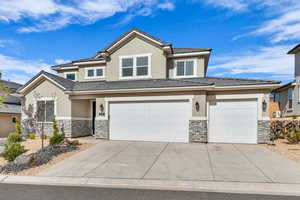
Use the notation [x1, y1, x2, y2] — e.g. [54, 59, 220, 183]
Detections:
[110, 101, 190, 142]
[208, 100, 257, 144]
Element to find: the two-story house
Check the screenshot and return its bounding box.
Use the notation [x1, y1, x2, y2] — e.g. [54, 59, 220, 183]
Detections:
[272, 44, 300, 118]
[16, 28, 280, 144]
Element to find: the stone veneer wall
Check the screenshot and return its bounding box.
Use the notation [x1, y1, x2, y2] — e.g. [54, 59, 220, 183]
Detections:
[257, 120, 271, 144]
[94, 120, 109, 139]
[21, 119, 91, 138]
[189, 120, 208, 142]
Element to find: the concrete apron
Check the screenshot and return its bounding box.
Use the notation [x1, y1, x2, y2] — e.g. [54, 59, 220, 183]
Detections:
[1, 175, 300, 197]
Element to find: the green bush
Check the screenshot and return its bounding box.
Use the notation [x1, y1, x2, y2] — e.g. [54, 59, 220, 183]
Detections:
[7, 132, 22, 144]
[287, 131, 299, 144]
[27, 133, 35, 140]
[40, 133, 47, 140]
[49, 118, 64, 146]
[15, 117, 21, 135]
[0, 143, 27, 162]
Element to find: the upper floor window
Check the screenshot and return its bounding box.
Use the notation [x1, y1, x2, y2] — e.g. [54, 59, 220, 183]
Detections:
[120, 54, 151, 79]
[64, 72, 77, 81]
[175, 59, 196, 78]
[85, 67, 105, 79]
[288, 88, 293, 110]
[36, 99, 55, 122]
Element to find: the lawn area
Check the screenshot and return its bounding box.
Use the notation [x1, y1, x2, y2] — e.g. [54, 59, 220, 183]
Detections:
[265, 139, 300, 165]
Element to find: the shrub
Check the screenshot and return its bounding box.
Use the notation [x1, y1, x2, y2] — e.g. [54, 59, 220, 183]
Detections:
[287, 131, 299, 144]
[0, 143, 27, 162]
[15, 117, 21, 135]
[40, 133, 47, 140]
[49, 118, 64, 146]
[27, 133, 35, 140]
[7, 132, 22, 144]
[49, 134, 64, 146]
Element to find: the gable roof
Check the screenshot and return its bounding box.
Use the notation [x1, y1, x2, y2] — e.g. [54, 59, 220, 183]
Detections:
[51, 28, 212, 70]
[17, 71, 74, 93]
[98, 28, 171, 54]
[288, 43, 300, 54]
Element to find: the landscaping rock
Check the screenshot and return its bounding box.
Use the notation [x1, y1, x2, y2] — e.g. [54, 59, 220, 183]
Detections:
[13, 155, 31, 166]
[0, 143, 77, 174]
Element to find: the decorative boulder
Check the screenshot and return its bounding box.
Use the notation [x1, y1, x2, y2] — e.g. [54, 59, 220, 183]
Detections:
[13, 155, 31, 166]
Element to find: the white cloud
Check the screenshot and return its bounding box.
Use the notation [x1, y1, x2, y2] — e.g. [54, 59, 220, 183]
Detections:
[202, 0, 247, 12]
[0, 53, 50, 83]
[254, 4, 300, 43]
[0, 0, 173, 32]
[54, 59, 71, 65]
[158, 2, 175, 11]
[210, 45, 294, 78]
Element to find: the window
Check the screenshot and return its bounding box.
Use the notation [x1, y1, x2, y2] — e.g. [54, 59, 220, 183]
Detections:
[120, 54, 151, 78]
[288, 88, 293, 110]
[36, 100, 55, 122]
[175, 59, 196, 77]
[274, 93, 280, 102]
[85, 67, 105, 79]
[64, 72, 76, 81]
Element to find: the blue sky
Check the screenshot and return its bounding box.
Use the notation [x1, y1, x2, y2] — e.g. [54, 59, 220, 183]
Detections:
[0, 0, 299, 84]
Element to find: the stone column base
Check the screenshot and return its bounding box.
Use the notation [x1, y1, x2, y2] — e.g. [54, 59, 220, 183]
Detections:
[257, 120, 271, 144]
[94, 120, 109, 139]
[189, 120, 208, 143]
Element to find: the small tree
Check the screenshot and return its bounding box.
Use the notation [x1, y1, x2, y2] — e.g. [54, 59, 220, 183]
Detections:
[49, 118, 64, 146]
[0, 80, 11, 106]
[15, 117, 22, 135]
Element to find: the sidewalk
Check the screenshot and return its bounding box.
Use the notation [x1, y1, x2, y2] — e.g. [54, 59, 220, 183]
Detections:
[1, 175, 300, 197]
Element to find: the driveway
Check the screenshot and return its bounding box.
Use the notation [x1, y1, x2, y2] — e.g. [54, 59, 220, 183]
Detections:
[39, 141, 300, 183]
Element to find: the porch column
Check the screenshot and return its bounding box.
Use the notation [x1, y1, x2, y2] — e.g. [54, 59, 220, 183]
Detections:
[94, 98, 109, 139]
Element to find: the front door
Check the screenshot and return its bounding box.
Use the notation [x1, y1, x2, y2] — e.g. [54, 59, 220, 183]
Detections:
[92, 101, 96, 135]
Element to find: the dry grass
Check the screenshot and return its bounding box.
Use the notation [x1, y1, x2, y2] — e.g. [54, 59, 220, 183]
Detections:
[0, 138, 96, 175]
[264, 139, 300, 164]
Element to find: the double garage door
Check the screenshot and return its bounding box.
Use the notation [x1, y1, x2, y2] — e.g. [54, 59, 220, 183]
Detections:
[109, 100, 258, 144]
[110, 101, 190, 142]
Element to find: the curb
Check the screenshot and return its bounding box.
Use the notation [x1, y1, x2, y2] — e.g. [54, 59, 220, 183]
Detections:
[1, 175, 300, 196]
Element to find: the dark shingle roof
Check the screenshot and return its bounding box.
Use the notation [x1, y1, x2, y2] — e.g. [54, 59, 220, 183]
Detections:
[173, 48, 212, 54]
[17, 71, 75, 92]
[0, 80, 22, 105]
[18, 71, 280, 94]
[288, 43, 300, 54]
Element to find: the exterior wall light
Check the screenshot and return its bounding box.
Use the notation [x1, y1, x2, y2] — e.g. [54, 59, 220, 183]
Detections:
[195, 102, 200, 112]
[262, 100, 267, 112]
[99, 104, 105, 116]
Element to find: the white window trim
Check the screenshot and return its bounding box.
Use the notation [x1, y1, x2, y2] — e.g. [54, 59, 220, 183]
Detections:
[288, 88, 293, 111]
[119, 53, 152, 80]
[174, 59, 197, 78]
[64, 72, 77, 81]
[34, 97, 57, 123]
[84, 66, 106, 79]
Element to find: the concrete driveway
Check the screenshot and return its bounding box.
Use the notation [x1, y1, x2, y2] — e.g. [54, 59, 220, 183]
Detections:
[40, 141, 300, 183]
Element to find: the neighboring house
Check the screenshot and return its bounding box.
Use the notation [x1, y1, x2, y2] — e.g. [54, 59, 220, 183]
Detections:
[15, 28, 280, 144]
[272, 44, 300, 117]
[0, 74, 22, 137]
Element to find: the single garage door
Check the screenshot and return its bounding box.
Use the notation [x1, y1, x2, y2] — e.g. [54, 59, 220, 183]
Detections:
[208, 100, 257, 144]
[110, 101, 190, 142]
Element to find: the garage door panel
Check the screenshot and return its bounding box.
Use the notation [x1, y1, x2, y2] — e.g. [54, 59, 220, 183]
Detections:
[209, 100, 258, 144]
[110, 101, 190, 142]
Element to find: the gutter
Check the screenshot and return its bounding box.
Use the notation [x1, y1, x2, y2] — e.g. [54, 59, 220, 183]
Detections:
[64, 85, 215, 95]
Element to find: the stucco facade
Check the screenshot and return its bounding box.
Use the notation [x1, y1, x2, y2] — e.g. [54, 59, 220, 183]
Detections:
[17, 28, 279, 143]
